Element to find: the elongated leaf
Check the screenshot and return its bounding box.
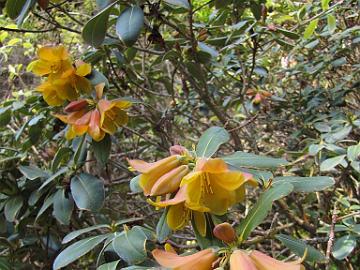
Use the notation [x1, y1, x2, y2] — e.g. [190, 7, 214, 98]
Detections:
[39, 167, 69, 190]
[320, 155, 346, 171]
[16, 0, 36, 26]
[36, 194, 54, 220]
[19, 165, 48, 180]
[5, 0, 27, 19]
[53, 189, 74, 225]
[163, 0, 189, 9]
[53, 234, 109, 270]
[93, 134, 111, 165]
[82, 1, 119, 47]
[51, 147, 73, 172]
[327, 14, 336, 34]
[156, 209, 171, 243]
[276, 234, 326, 263]
[304, 19, 319, 39]
[70, 173, 105, 211]
[112, 226, 153, 265]
[97, 260, 120, 270]
[4, 196, 23, 222]
[196, 127, 230, 158]
[62, 224, 110, 244]
[116, 6, 144, 46]
[222, 151, 289, 169]
[237, 184, 293, 241]
[273, 176, 334, 192]
[332, 235, 357, 260]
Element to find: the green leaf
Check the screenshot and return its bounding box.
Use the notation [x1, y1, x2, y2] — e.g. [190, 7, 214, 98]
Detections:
[16, 0, 36, 26]
[112, 226, 152, 265]
[347, 144, 360, 161]
[327, 14, 336, 34]
[93, 134, 111, 165]
[70, 173, 105, 211]
[36, 194, 54, 220]
[276, 234, 326, 263]
[237, 184, 293, 242]
[0, 107, 11, 127]
[97, 260, 120, 270]
[163, 0, 189, 9]
[129, 175, 142, 193]
[196, 126, 230, 158]
[273, 176, 335, 192]
[321, 0, 331, 10]
[116, 6, 144, 47]
[51, 147, 73, 172]
[303, 19, 319, 39]
[19, 165, 48, 180]
[63, 224, 111, 244]
[39, 167, 69, 190]
[5, 0, 27, 19]
[4, 196, 23, 222]
[250, 2, 261, 20]
[88, 69, 110, 88]
[277, 28, 300, 40]
[156, 209, 171, 243]
[82, 0, 119, 47]
[222, 151, 289, 169]
[53, 189, 74, 225]
[53, 234, 109, 270]
[320, 155, 346, 171]
[332, 235, 357, 260]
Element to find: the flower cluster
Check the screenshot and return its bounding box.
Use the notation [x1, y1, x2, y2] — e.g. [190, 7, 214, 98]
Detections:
[152, 223, 305, 270]
[29, 46, 131, 141]
[128, 145, 257, 235]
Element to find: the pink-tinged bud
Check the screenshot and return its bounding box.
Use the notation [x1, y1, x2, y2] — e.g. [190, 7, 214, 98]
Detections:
[213, 222, 236, 244]
[267, 24, 277, 31]
[64, 100, 88, 113]
[169, 145, 188, 156]
[252, 93, 262, 105]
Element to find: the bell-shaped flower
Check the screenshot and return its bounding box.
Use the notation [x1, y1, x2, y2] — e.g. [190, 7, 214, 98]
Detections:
[128, 155, 187, 196]
[149, 186, 207, 236]
[230, 250, 305, 270]
[181, 158, 257, 215]
[28, 45, 72, 76]
[60, 60, 92, 94]
[55, 89, 131, 141]
[152, 248, 217, 270]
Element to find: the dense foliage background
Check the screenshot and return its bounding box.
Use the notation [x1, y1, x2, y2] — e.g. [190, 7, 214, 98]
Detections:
[0, 0, 359, 269]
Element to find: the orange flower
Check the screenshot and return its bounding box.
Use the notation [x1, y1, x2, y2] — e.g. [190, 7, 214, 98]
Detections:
[55, 87, 131, 141]
[152, 248, 217, 270]
[60, 60, 92, 94]
[128, 155, 189, 196]
[181, 158, 257, 215]
[230, 250, 305, 270]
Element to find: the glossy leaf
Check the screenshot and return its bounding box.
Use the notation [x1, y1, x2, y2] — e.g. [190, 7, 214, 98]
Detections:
[332, 235, 357, 260]
[237, 184, 293, 242]
[156, 209, 171, 243]
[53, 234, 109, 270]
[276, 234, 326, 263]
[4, 196, 23, 222]
[116, 6, 144, 47]
[222, 151, 289, 169]
[163, 0, 189, 9]
[320, 155, 346, 171]
[63, 224, 111, 244]
[70, 173, 105, 212]
[196, 126, 230, 157]
[53, 189, 74, 225]
[93, 134, 111, 165]
[273, 176, 335, 192]
[97, 260, 120, 270]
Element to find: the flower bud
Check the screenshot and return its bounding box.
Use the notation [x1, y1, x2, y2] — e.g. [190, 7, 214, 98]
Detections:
[169, 145, 188, 156]
[213, 222, 236, 244]
[252, 93, 262, 105]
[64, 99, 88, 112]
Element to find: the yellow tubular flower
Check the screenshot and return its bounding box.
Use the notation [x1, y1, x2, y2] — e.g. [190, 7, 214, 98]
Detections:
[181, 158, 257, 215]
[230, 250, 305, 270]
[152, 248, 217, 270]
[29, 45, 72, 76]
[128, 155, 183, 196]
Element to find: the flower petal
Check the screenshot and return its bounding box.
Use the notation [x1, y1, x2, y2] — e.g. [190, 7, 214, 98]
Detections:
[230, 250, 258, 270]
[193, 211, 207, 237]
[195, 158, 228, 173]
[151, 185, 187, 208]
[75, 61, 91, 77]
[249, 250, 305, 270]
[167, 203, 189, 231]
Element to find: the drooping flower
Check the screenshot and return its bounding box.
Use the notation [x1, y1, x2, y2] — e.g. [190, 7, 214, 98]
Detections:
[54, 85, 131, 141]
[181, 158, 257, 215]
[152, 248, 217, 270]
[230, 250, 305, 270]
[60, 60, 92, 94]
[128, 155, 189, 196]
[28, 45, 72, 76]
